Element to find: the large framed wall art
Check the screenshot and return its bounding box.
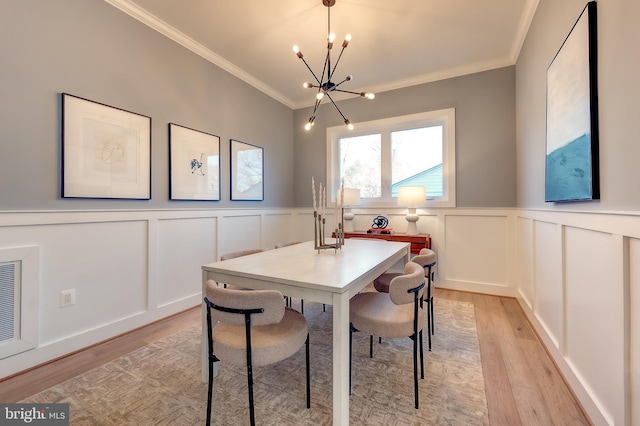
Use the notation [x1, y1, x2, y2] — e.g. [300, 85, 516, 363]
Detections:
[230, 139, 263, 201]
[62, 93, 151, 199]
[169, 123, 220, 201]
[545, 1, 599, 202]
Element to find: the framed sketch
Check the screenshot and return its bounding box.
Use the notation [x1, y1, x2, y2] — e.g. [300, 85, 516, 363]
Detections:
[230, 139, 263, 201]
[169, 123, 220, 201]
[62, 93, 151, 199]
[545, 1, 599, 202]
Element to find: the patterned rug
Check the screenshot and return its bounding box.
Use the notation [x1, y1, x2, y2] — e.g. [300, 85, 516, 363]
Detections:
[22, 299, 488, 425]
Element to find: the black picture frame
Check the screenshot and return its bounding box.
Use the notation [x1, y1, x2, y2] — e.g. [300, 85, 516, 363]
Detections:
[169, 123, 220, 201]
[230, 139, 264, 201]
[545, 1, 599, 202]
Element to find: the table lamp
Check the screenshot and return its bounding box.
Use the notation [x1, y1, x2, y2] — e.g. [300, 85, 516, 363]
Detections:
[342, 188, 361, 232]
[398, 186, 425, 236]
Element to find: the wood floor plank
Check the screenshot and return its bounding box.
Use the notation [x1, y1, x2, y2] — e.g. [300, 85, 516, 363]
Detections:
[479, 338, 522, 425]
[519, 339, 590, 425]
[501, 298, 537, 340]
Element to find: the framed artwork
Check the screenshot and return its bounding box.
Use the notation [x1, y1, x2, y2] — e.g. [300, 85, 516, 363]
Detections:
[545, 1, 599, 202]
[230, 139, 263, 201]
[169, 123, 220, 201]
[62, 93, 151, 199]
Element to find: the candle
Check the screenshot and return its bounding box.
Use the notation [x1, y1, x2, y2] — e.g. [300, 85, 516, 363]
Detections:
[312, 176, 317, 212]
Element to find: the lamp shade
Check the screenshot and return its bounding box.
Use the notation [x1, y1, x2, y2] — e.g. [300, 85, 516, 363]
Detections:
[343, 188, 361, 206]
[398, 186, 426, 207]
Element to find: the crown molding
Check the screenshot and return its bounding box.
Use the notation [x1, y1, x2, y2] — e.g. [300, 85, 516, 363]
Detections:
[104, 0, 296, 109]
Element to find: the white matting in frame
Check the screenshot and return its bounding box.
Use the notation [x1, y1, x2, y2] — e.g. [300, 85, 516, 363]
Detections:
[230, 139, 263, 201]
[62, 93, 151, 199]
[169, 123, 220, 201]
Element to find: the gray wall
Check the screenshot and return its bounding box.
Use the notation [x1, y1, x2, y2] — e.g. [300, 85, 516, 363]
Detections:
[293, 66, 517, 208]
[0, 0, 295, 210]
[516, 0, 640, 210]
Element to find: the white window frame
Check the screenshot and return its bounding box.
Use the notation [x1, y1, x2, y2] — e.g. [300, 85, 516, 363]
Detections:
[326, 108, 456, 207]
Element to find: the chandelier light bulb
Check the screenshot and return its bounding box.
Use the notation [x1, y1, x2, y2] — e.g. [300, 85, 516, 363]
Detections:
[342, 34, 351, 48]
[316, 92, 325, 100]
[303, 82, 312, 88]
[365, 92, 375, 100]
[345, 119, 354, 130]
[328, 33, 336, 43]
[305, 122, 312, 131]
[293, 45, 303, 58]
[346, 75, 352, 81]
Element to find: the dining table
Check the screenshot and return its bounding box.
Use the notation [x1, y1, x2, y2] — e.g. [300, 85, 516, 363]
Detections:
[201, 238, 411, 425]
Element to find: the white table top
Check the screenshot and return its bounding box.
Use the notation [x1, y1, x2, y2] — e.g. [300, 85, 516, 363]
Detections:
[202, 239, 410, 300]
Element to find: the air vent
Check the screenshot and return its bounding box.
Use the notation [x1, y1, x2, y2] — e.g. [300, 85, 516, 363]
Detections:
[0, 261, 18, 343]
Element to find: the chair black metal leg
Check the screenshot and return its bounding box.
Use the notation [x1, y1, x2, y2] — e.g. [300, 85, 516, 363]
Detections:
[419, 329, 424, 380]
[206, 306, 214, 425]
[305, 333, 310, 408]
[427, 299, 432, 351]
[430, 295, 435, 335]
[369, 335, 374, 358]
[413, 329, 419, 409]
[301, 299, 304, 314]
[323, 303, 326, 312]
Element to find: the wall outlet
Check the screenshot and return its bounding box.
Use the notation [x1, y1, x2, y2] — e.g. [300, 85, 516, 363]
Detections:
[60, 289, 76, 307]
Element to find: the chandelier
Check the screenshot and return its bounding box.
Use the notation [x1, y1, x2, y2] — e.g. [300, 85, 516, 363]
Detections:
[293, 0, 375, 131]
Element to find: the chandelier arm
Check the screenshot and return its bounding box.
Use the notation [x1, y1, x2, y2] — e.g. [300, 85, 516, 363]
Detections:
[329, 46, 347, 81]
[334, 89, 363, 95]
[326, 93, 349, 122]
[299, 56, 322, 85]
[319, 53, 331, 88]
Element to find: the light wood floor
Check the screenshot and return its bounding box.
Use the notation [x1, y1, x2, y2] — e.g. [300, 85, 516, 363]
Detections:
[1, 290, 591, 425]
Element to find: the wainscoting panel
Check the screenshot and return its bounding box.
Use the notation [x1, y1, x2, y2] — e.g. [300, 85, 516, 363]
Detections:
[533, 220, 563, 350]
[263, 212, 298, 249]
[443, 214, 509, 290]
[157, 217, 216, 308]
[218, 214, 262, 255]
[516, 216, 534, 309]
[564, 226, 623, 424]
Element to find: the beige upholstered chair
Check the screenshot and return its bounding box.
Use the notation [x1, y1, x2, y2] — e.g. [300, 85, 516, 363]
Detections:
[373, 248, 436, 350]
[349, 261, 426, 408]
[204, 281, 310, 426]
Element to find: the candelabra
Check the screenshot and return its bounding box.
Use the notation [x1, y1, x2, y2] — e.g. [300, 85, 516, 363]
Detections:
[314, 209, 345, 253]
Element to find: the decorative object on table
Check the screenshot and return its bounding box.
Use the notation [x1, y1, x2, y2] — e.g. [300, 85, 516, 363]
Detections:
[230, 139, 263, 201]
[61, 93, 151, 199]
[545, 1, 599, 202]
[398, 186, 425, 235]
[292, 0, 375, 131]
[342, 188, 361, 232]
[312, 176, 345, 253]
[367, 215, 392, 234]
[169, 123, 220, 201]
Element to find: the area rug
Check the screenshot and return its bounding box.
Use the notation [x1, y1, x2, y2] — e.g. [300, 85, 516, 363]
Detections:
[22, 299, 488, 425]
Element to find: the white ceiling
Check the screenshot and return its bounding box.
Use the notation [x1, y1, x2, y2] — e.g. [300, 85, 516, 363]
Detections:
[106, 0, 538, 109]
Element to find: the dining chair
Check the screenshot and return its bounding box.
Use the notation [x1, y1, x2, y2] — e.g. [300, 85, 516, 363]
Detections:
[373, 248, 436, 350]
[204, 281, 310, 426]
[349, 261, 426, 409]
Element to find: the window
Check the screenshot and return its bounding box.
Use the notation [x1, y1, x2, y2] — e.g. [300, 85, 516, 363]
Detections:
[326, 108, 456, 207]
